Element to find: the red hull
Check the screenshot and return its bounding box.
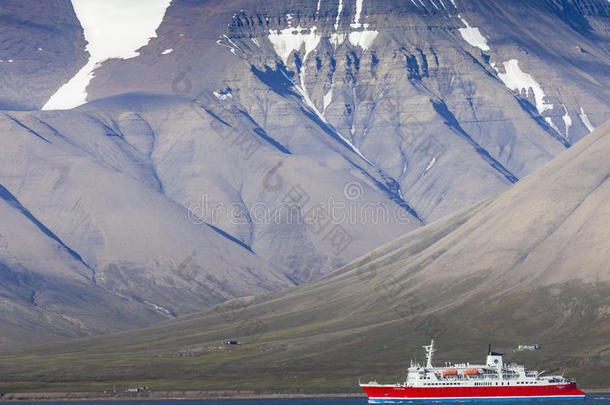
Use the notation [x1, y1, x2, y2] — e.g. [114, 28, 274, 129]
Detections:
[361, 383, 585, 401]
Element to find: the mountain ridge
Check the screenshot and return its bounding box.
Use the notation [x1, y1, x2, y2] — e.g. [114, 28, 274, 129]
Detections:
[0, 0, 609, 343]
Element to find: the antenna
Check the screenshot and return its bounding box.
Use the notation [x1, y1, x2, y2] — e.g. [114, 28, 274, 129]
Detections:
[423, 339, 436, 368]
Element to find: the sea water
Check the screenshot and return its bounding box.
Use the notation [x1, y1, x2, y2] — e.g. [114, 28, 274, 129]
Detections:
[7, 394, 610, 405]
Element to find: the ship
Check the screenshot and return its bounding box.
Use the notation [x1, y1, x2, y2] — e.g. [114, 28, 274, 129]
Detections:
[359, 339, 585, 403]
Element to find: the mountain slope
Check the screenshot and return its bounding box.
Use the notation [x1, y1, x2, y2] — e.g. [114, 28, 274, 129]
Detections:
[0, 0, 609, 342]
[1, 119, 608, 392]
[0, 0, 87, 110]
[0, 93, 420, 343]
[84, 0, 610, 220]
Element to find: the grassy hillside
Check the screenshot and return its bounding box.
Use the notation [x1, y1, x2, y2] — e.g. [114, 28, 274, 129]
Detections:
[0, 281, 607, 394]
[1, 120, 609, 394]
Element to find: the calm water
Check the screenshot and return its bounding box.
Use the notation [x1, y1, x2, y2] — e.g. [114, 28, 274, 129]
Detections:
[8, 394, 610, 405]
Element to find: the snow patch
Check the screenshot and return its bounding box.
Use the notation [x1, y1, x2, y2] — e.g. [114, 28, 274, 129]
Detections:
[143, 300, 173, 316]
[561, 104, 572, 138]
[330, 32, 346, 47]
[269, 26, 325, 146]
[579, 107, 595, 132]
[161, 48, 173, 55]
[223, 35, 241, 51]
[351, 0, 364, 28]
[545, 117, 561, 134]
[335, 0, 344, 30]
[216, 35, 241, 56]
[213, 89, 232, 101]
[277, 64, 372, 166]
[344, 0, 378, 50]
[268, 25, 322, 64]
[494, 59, 553, 115]
[42, 0, 172, 110]
[423, 157, 436, 174]
[457, 14, 490, 51]
[348, 29, 378, 50]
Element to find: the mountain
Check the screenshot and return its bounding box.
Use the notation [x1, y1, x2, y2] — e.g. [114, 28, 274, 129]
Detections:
[0, 0, 87, 110]
[1, 119, 608, 393]
[0, 0, 609, 343]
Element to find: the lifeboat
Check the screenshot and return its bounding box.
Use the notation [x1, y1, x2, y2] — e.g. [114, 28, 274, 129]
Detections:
[462, 368, 479, 376]
[442, 368, 458, 376]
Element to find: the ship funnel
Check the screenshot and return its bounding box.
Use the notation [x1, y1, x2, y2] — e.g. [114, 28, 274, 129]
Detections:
[486, 345, 504, 371]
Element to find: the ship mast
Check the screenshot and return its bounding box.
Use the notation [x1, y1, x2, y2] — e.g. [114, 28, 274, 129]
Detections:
[423, 339, 436, 368]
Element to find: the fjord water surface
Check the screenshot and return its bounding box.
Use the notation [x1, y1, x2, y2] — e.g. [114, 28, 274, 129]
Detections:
[12, 393, 610, 405]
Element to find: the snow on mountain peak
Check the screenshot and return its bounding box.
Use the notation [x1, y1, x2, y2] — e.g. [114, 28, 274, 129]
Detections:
[42, 0, 172, 110]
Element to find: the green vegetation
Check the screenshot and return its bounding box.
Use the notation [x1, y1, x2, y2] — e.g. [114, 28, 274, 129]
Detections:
[0, 280, 607, 394]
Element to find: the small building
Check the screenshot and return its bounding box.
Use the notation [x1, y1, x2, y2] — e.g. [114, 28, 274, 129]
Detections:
[517, 344, 540, 351]
[125, 386, 148, 393]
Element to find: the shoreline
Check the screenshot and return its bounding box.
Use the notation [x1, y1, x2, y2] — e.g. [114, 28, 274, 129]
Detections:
[0, 392, 366, 402]
[0, 390, 608, 402]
